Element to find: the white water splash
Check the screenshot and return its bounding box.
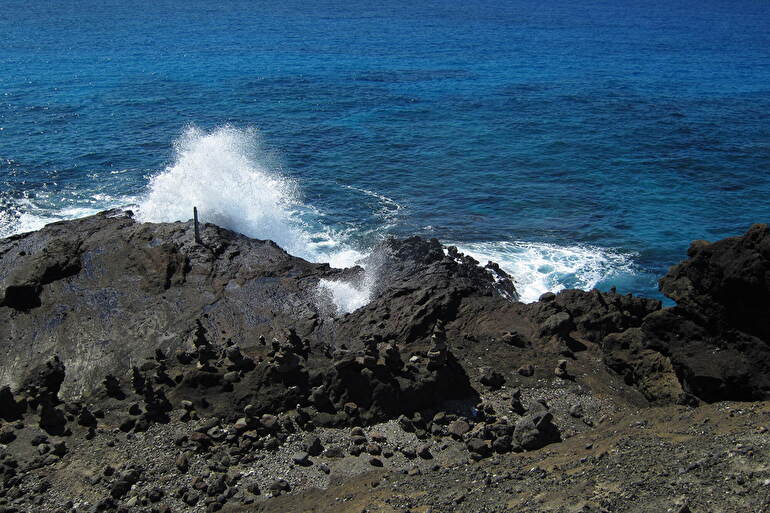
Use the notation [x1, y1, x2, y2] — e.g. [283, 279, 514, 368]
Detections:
[317, 278, 372, 314]
[455, 240, 639, 303]
[0, 197, 132, 239]
[135, 125, 371, 313]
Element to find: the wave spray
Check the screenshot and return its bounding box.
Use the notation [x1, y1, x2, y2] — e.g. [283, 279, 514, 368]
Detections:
[137, 126, 371, 313]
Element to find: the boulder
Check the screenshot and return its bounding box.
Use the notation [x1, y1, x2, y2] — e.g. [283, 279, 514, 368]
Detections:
[603, 224, 770, 403]
[513, 402, 560, 450]
[479, 367, 505, 389]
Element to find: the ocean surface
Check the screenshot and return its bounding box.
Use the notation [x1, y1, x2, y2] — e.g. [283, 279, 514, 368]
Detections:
[2, 0, 769, 306]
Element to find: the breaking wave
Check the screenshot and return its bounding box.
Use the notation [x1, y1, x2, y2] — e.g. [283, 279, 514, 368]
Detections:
[135, 125, 372, 312]
[455, 240, 641, 303]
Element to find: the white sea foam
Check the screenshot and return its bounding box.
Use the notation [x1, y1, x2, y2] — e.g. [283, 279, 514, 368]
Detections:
[455, 240, 638, 303]
[317, 278, 372, 315]
[341, 184, 403, 229]
[0, 201, 129, 239]
[135, 125, 371, 313]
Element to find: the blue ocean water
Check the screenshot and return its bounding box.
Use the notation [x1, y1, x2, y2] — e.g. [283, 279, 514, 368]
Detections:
[2, 0, 769, 302]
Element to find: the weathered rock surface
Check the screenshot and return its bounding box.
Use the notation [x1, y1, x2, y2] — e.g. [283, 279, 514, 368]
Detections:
[0, 210, 339, 398]
[603, 224, 770, 403]
[1, 212, 770, 513]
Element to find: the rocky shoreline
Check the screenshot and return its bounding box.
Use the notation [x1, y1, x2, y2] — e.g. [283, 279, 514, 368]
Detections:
[1, 211, 769, 513]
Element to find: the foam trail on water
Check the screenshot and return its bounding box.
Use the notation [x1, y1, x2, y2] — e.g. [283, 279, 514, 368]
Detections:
[0, 197, 134, 239]
[136, 126, 370, 313]
[455, 241, 639, 303]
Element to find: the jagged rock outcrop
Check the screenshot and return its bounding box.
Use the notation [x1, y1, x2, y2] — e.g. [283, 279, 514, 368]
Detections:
[2, 211, 770, 419]
[602, 224, 770, 402]
[3, 212, 770, 513]
[0, 210, 344, 398]
[332, 237, 517, 351]
[0, 212, 499, 419]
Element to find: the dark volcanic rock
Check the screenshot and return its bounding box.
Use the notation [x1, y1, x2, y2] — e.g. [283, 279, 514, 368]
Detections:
[0, 213, 485, 418]
[660, 223, 770, 340]
[333, 236, 518, 347]
[603, 224, 770, 402]
[513, 402, 560, 450]
[0, 386, 24, 421]
[527, 289, 660, 343]
[479, 367, 505, 390]
[0, 237, 82, 310]
[0, 210, 344, 398]
[2, 213, 770, 513]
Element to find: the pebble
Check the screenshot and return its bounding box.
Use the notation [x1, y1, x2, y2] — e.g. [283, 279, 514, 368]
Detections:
[292, 452, 310, 466]
[176, 453, 190, 472]
[447, 419, 471, 438]
[417, 444, 433, 459]
[517, 365, 534, 377]
[569, 403, 584, 418]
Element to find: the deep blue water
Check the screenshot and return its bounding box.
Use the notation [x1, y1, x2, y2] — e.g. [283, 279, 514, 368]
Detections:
[2, 0, 769, 302]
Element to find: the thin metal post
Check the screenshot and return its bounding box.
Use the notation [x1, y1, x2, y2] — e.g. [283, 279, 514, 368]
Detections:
[193, 206, 202, 244]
